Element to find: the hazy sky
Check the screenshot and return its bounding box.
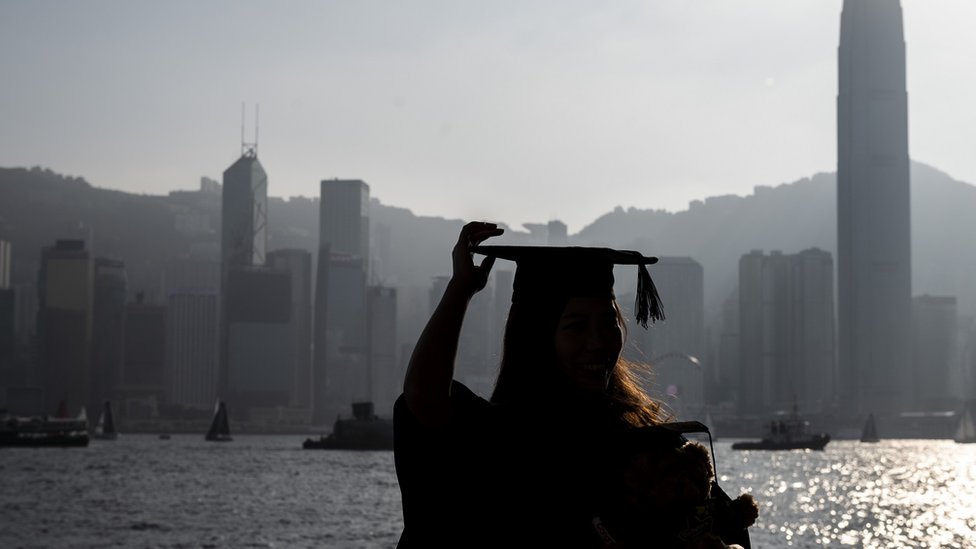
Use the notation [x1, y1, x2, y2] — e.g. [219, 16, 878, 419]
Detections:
[2, 0, 974, 232]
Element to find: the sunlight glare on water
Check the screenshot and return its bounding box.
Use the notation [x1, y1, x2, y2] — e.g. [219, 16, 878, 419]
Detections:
[726, 440, 976, 548]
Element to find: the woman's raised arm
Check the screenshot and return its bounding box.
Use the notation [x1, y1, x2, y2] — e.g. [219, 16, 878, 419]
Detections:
[402, 221, 503, 428]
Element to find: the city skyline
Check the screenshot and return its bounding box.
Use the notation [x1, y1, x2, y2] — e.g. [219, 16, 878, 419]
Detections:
[3, 1, 976, 231]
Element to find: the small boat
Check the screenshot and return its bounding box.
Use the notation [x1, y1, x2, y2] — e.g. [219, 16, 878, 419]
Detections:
[732, 401, 830, 451]
[158, 433, 172, 440]
[0, 404, 90, 447]
[303, 402, 393, 450]
[860, 413, 880, 443]
[204, 400, 232, 442]
[955, 404, 976, 444]
[92, 401, 119, 440]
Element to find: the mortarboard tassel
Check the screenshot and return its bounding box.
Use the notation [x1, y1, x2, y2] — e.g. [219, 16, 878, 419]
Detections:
[635, 264, 665, 328]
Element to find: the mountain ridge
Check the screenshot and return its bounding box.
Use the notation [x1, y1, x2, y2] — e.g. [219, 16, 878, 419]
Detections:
[1, 162, 974, 324]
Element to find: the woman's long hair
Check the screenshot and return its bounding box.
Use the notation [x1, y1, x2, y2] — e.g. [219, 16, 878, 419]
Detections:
[490, 297, 664, 427]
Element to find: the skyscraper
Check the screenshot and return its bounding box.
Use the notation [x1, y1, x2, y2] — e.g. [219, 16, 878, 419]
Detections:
[738, 249, 836, 416]
[165, 258, 220, 410]
[37, 239, 94, 416]
[837, 0, 912, 415]
[367, 285, 398, 416]
[166, 290, 219, 409]
[121, 294, 167, 411]
[221, 150, 267, 270]
[0, 239, 10, 289]
[268, 249, 313, 410]
[313, 179, 369, 424]
[220, 145, 268, 399]
[224, 267, 292, 411]
[0, 239, 13, 375]
[911, 295, 957, 412]
[91, 258, 127, 415]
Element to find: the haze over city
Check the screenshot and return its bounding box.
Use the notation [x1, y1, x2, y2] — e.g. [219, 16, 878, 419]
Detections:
[3, 0, 976, 231]
[3, 1, 976, 547]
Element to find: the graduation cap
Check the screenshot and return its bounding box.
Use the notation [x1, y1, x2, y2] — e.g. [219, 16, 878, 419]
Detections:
[472, 246, 665, 328]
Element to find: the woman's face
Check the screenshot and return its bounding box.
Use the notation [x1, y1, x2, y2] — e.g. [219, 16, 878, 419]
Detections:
[553, 297, 623, 394]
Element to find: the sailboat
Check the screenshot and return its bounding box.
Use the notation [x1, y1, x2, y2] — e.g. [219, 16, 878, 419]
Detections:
[860, 413, 880, 443]
[954, 404, 976, 444]
[205, 400, 232, 442]
[93, 401, 119, 440]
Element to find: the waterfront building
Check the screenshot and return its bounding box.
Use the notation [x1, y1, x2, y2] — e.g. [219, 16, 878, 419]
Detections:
[36, 239, 93, 416]
[0, 239, 10, 289]
[225, 267, 292, 413]
[120, 294, 166, 419]
[164, 259, 219, 410]
[91, 258, 127, 415]
[912, 295, 958, 412]
[547, 220, 568, 245]
[268, 249, 313, 410]
[367, 286, 398, 416]
[738, 249, 835, 416]
[313, 179, 369, 424]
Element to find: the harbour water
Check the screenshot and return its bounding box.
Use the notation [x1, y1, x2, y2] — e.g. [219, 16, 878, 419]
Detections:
[1, 436, 974, 548]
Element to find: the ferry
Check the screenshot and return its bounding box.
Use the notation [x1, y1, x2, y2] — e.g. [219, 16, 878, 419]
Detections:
[0, 410, 90, 447]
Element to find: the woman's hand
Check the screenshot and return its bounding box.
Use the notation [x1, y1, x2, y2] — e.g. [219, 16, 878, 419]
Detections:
[450, 221, 503, 298]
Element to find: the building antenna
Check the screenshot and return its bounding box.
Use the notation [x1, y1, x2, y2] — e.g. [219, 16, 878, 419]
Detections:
[241, 102, 246, 155]
[240, 102, 258, 159]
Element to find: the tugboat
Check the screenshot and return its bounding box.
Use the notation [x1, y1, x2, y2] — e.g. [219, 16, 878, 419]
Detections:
[303, 402, 393, 450]
[732, 401, 830, 451]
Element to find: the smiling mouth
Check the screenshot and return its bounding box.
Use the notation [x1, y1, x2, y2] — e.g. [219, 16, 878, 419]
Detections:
[579, 361, 612, 372]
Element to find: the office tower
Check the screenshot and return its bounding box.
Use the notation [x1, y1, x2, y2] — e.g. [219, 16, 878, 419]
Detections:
[837, 0, 912, 415]
[165, 259, 220, 410]
[0, 239, 10, 289]
[0, 239, 12, 371]
[225, 267, 292, 412]
[317, 254, 367, 423]
[91, 258, 127, 415]
[716, 289, 740, 405]
[0, 287, 13, 373]
[220, 146, 268, 399]
[624, 257, 705, 419]
[547, 220, 568, 245]
[36, 240, 94, 416]
[318, 179, 370, 260]
[313, 179, 369, 424]
[121, 294, 166, 417]
[373, 223, 393, 284]
[911, 295, 957, 411]
[738, 249, 836, 416]
[166, 291, 218, 409]
[367, 286, 398, 416]
[221, 150, 267, 269]
[268, 249, 313, 409]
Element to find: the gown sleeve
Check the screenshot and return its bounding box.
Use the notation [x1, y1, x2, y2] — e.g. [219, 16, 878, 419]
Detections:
[393, 380, 495, 548]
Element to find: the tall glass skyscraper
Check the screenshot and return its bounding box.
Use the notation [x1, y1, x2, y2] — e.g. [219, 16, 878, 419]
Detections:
[837, 0, 912, 416]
